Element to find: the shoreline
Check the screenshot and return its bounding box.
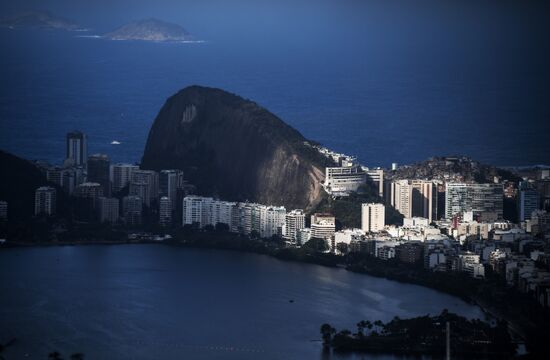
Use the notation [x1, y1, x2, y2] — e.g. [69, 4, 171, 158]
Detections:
[0, 238, 530, 353]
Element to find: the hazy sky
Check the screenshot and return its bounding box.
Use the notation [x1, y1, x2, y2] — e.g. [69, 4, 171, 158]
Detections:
[2, 0, 549, 46]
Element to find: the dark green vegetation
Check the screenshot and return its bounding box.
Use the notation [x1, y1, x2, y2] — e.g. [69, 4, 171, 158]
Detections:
[168, 225, 342, 267]
[141, 86, 334, 210]
[311, 183, 404, 229]
[0, 11, 80, 31]
[0, 150, 68, 221]
[47, 351, 84, 360]
[320, 310, 515, 358]
[345, 253, 550, 358]
[105, 18, 192, 41]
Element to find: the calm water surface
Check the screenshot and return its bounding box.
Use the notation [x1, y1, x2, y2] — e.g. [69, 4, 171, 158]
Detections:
[0, 244, 485, 359]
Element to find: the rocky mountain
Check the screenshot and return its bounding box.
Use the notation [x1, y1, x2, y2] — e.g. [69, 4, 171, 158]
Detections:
[141, 86, 334, 210]
[0, 11, 80, 31]
[387, 156, 522, 184]
[105, 18, 192, 41]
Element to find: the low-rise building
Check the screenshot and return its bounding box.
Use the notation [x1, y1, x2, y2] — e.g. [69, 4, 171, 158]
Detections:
[311, 213, 336, 240]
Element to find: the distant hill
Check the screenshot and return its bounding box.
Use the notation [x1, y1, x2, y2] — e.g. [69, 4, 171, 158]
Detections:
[105, 18, 192, 41]
[141, 86, 334, 210]
[0, 11, 81, 31]
[0, 150, 49, 220]
[387, 156, 522, 184]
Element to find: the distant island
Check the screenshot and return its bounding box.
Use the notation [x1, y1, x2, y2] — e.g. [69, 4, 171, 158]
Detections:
[0, 11, 81, 31]
[105, 18, 193, 42]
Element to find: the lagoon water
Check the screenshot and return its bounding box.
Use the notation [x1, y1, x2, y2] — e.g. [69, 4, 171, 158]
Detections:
[0, 245, 484, 359]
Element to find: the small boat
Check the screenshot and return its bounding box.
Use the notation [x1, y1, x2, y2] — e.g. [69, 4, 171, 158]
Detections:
[111, 140, 121, 145]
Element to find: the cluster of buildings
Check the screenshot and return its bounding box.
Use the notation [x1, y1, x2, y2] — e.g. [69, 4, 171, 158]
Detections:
[30, 131, 194, 227]
[181, 195, 339, 245]
[6, 132, 550, 306]
[312, 150, 550, 307]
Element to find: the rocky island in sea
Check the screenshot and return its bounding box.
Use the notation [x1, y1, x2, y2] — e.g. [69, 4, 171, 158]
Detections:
[0, 11, 81, 31]
[105, 18, 193, 42]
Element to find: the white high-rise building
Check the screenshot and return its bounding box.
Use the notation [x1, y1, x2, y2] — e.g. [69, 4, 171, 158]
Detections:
[130, 170, 159, 207]
[111, 163, 139, 193]
[159, 196, 172, 227]
[62, 167, 85, 194]
[410, 180, 437, 222]
[159, 170, 184, 210]
[361, 203, 385, 233]
[34, 187, 56, 216]
[387, 180, 436, 222]
[284, 209, 306, 242]
[390, 180, 412, 218]
[365, 168, 384, 197]
[211, 200, 236, 229]
[251, 204, 267, 235]
[123, 195, 142, 226]
[445, 183, 503, 219]
[182, 196, 286, 238]
[66, 131, 87, 167]
[518, 181, 539, 222]
[98, 197, 120, 223]
[182, 196, 214, 228]
[265, 206, 286, 238]
[238, 202, 254, 235]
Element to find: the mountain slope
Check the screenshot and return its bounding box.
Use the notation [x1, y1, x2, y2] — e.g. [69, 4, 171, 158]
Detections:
[0, 150, 49, 220]
[141, 86, 333, 210]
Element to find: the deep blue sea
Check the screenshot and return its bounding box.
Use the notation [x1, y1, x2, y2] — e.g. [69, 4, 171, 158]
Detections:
[0, 18, 549, 168]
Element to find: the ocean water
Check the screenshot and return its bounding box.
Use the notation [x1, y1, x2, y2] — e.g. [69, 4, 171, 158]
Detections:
[0, 245, 485, 359]
[0, 14, 549, 168]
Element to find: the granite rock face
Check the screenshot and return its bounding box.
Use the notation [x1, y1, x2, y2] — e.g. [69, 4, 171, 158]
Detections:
[141, 86, 332, 210]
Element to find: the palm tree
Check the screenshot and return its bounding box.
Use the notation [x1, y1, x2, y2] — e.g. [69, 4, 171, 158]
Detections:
[339, 330, 352, 337]
[365, 320, 373, 330]
[356, 321, 365, 337]
[320, 323, 336, 346]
